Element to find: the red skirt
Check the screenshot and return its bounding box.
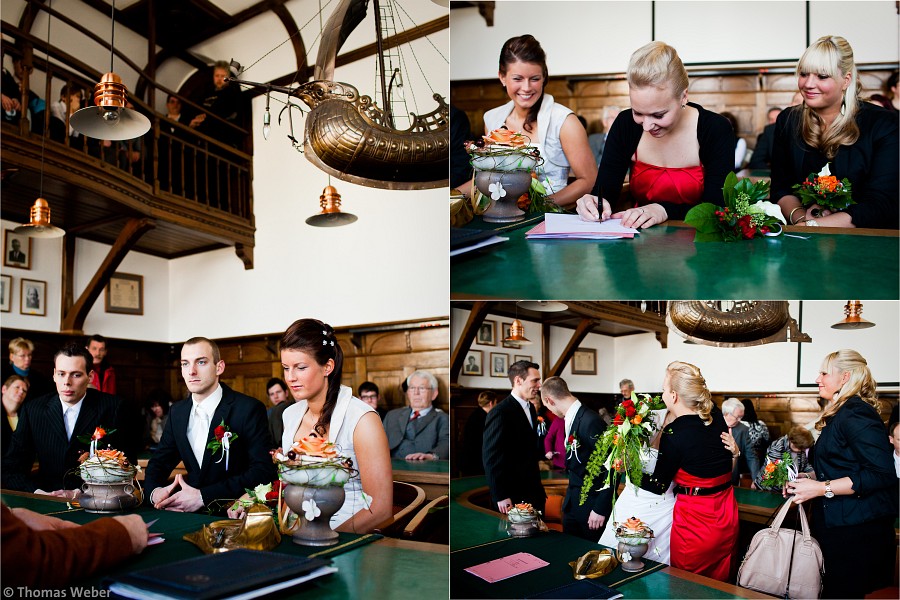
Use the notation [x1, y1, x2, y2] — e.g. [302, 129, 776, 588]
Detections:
[671, 470, 738, 582]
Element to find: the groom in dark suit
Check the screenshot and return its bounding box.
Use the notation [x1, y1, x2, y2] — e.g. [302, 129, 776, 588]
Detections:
[482, 360, 546, 514]
[541, 376, 613, 541]
[143, 337, 274, 513]
[2, 343, 140, 494]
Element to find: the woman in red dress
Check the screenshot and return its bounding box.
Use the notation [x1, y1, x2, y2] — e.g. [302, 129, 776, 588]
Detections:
[647, 361, 739, 582]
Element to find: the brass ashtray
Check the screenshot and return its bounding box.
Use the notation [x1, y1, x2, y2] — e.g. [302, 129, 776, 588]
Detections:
[570, 549, 619, 580]
[184, 505, 281, 553]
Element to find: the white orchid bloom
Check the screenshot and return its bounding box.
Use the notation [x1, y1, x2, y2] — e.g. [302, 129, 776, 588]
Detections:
[488, 181, 507, 201]
[747, 201, 787, 224]
[301, 499, 321, 521]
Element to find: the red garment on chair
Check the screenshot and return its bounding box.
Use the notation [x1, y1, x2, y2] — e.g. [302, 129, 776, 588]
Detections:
[670, 469, 738, 582]
[630, 158, 704, 207]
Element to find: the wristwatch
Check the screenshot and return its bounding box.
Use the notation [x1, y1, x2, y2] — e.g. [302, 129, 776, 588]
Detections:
[824, 480, 834, 499]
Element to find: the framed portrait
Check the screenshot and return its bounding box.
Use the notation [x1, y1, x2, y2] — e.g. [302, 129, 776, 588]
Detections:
[500, 322, 521, 349]
[463, 349, 483, 376]
[476, 320, 496, 346]
[514, 354, 532, 364]
[0, 275, 11, 312]
[105, 272, 144, 315]
[20, 278, 46, 316]
[4, 230, 32, 270]
[490, 352, 509, 378]
[572, 348, 597, 375]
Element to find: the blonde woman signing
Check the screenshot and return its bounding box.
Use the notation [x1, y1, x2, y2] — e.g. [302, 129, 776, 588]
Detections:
[786, 350, 896, 598]
[646, 362, 738, 582]
[484, 35, 596, 208]
[772, 36, 899, 228]
[597, 403, 676, 564]
[575, 42, 734, 229]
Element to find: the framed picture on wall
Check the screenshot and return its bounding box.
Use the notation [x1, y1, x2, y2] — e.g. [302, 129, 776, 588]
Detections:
[20, 278, 46, 316]
[4, 230, 32, 270]
[0, 275, 11, 312]
[490, 352, 509, 377]
[105, 272, 144, 315]
[514, 354, 532, 364]
[477, 320, 496, 346]
[500, 322, 521, 349]
[572, 348, 597, 375]
[463, 349, 483, 376]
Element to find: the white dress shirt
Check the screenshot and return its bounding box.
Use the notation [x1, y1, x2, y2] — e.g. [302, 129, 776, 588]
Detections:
[186, 385, 222, 466]
[59, 396, 85, 441]
[511, 392, 533, 428]
[563, 399, 583, 442]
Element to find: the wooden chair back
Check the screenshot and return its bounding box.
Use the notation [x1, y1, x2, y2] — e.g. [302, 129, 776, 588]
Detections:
[373, 481, 426, 538]
[403, 495, 449, 543]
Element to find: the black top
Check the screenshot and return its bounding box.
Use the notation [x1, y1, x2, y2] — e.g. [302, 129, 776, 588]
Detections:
[450, 104, 473, 189]
[770, 103, 899, 228]
[564, 405, 613, 517]
[644, 407, 732, 494]
[592, 101, 735, 220]
[811, 396, 898, 528]
[747, 123, 776, 170]
[460, 407, 487, 476]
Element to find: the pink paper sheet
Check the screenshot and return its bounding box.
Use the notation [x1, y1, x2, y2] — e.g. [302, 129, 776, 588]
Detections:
[464, 552, 550, 583]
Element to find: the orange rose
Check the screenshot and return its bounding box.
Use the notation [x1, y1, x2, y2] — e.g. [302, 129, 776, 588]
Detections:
[514, 502, 534, 511]
[818, 175, 839, 192]
[623, 517, 645, 530]
[291, 434, 339, 458]
[483, 128, 528, 148]
[632, 414, 643, 425]
[765, 462, 776, 473]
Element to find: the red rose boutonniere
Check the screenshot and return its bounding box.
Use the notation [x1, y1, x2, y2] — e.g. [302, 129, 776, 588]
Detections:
[536, 415, 547, 436]
[207, 420, 238, 470]
[565, 434, 581, 462]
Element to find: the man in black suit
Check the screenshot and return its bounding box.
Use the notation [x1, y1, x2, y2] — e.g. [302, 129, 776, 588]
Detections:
[7, 238, 26, 264]
[2, 343, 140, 494]
[482, 360, 546, 514]
[540, 376, 613, 541]
[144, 337, 274, 513]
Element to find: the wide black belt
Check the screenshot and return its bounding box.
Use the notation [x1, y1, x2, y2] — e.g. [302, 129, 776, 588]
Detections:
[673, 480, 732, 496]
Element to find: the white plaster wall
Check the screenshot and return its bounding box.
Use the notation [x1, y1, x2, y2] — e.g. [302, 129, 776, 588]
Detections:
[451, 1, 899, 82]
[452, 301, 900, 395]
[0, 220, 63, 332]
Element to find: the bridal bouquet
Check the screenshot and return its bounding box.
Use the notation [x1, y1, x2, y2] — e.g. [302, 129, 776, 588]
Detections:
[758, 452, 796, 490]
[685, 172, 785, 241]
[580, 394, 666, 507]
[792, 163, 854, 212]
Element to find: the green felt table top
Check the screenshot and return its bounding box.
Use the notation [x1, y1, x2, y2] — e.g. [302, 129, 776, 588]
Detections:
[2, 492, 448, 600]
[392, 458, 450, 474]
[451, 220, 900, 299]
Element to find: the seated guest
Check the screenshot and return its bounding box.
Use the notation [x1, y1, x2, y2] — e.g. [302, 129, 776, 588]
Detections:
[86, 334, 116, 394]
[2, 344, 140, 495]
[540, 377, 613, 541]
[266, 377, 294, 445]
[265, 319, 392, 532]
[143, 337, 274, 513]
[741, 398, 769, 463]
[143, 390, 170, 450]
[384, 371, 450, 460]
[1, 503, 147, 588]
[720, 112, 747, 170]
[772, 36, 899, 228]
[722, 397, 761, 484]
[1, 375, 28, 457]
[588, 106, 621, 167]
[576, 41, 734, 228]
[753, 426, 815, 491]
[485, 35, 597, 208]
[357, 381, 386, 420]
[450, 103, 475, 198]
[2, 337, 54, 400]
[747, 107, 782, 169]
[890, 421, 900, 478]
[869, 70, 898, 112]
[460, 390, 497, 476]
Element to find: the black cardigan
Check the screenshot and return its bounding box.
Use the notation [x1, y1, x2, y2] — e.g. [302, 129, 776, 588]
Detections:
[770, 103, 899, 229]
[811, 396, 898, 528]
[591, 101, 735, 220]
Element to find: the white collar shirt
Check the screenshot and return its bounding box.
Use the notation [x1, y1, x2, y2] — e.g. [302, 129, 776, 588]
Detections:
[60, 396, 85, 441]
[511, 392, 533, 427]
[187, 384, 223, 466]
[564, 399, 583, 441]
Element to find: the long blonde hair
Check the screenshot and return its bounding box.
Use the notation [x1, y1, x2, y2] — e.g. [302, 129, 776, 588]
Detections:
[816, 349, 878, 430]
[666, 361, 713, 424]
[796, 35, 861, 159]
[627, 41, 689, 98]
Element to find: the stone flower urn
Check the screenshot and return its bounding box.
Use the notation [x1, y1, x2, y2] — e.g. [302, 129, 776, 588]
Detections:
[282, 474, 346, 547]
[474, 170, 532, 223]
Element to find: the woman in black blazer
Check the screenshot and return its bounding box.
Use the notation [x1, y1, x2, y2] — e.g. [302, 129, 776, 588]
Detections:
[1, 375, 28, 457]
[787, 349, 897, 598]
[772, 36, 899, 229]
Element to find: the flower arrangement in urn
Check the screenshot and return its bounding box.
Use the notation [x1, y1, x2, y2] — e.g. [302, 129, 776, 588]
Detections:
[685, 172, 785, 241]
[614, 516, 654, 572]
[506, 502, 542, 538]
[76, 428, 140, 513]
[465, 127, 562, 221]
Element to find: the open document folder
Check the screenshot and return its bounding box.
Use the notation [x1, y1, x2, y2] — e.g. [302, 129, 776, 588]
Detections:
[525, 214, 640, 240]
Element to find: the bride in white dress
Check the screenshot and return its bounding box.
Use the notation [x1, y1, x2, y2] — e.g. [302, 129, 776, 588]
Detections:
[598, 408, 675, 564]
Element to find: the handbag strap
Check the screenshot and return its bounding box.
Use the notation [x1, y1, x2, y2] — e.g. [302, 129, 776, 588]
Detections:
[769, 496, 795, 531]
[783, 506, 801, 599]
[797, 500, 812, 542]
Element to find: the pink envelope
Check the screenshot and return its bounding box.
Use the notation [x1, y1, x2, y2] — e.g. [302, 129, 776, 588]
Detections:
[465, 552, 550, 583]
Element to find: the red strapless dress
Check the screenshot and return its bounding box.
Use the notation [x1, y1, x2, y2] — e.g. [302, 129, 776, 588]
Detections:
[670, 470, 739, 582]
[630, 158, 704, 208]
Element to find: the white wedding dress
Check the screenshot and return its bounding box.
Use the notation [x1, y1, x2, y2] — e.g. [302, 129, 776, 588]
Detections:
[598, 409, 675, 565]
